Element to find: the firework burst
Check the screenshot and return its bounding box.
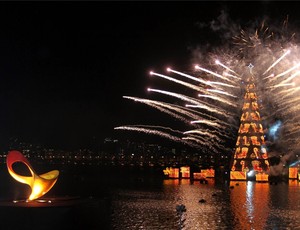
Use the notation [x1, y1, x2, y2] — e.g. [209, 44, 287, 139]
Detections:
[116, 17, 300, 159]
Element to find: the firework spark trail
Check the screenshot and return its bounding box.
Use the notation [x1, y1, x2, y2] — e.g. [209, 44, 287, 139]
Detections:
[167, 68, 215, 89]
[183, 129, 223, 143]
[188, 126, 235, 141]
[207, 89, 238, 98]
[281, 71, 300, 84]
[147, 88, 235, 118]
[187, 130, 234, 145]
[123, 96, 196, 124]
[114, 126, 200, 147]
[185, 104, 231, 118]
[182, 137, 219, 152]
[281, 105, 300, 117]
[182, 137, 222, 151]
[215, 60, 240, 76]
[148, 101, 202, 120]
[150, 72, 207, 92]
[147, 88, 202, 105]
[277, 95, 300, 109]
[128, 125, 184, 135]
[277, 86, 300, 98]
[182, 136, 208, 146]
[265, 99, 299, 120]
[184, 133, 213, 145]
[189, 119, 230, 135]
[284, 126, 300, 137]
[283, 114, 300, 126]
[207, 80, 239, 89]
[148, 88, 236, 129]
[263, 49, 291, 75]
[223, 72, 241, 80]
[280, 71, 300, 84]
[195, 65, 237, 85]
[275, 87, 300, 104]
[191, 119, 222, 128]
[263, 73, 274, 80]
[198, 94, 238, 107]
[174, 103, 220, 121]
[185, 106, 236, 129]
[269, 62, 300, 82]
[266, 83, 295, 91]
[123, 96, 226, 129]
[118, 99, 229, 139]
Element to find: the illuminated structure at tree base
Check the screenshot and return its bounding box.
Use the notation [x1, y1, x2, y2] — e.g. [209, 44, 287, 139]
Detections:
[6, 150, 59, 201]
[230, 74, 270, 180]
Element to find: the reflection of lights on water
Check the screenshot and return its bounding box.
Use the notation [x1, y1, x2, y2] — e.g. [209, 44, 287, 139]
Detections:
[246, 182, 254, 223]
[37, 199, 47, 203]
[36, 199, 52, 203]
[12, 199, 53, 204]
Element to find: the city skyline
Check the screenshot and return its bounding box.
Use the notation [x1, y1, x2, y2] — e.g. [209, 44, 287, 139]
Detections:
[0, 1, 297, 151]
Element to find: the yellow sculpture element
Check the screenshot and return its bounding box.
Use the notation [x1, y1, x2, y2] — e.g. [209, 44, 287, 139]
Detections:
[6, 150, 59, 201]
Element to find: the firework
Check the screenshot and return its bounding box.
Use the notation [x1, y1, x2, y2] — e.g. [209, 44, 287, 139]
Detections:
[215, 59, 239, 76]
[263, 49, 291, 75]
[116, 18, 300, 163]
[150, 71, 205, 92]
[114, 126, 200, 147]
[195, 65, 237, 84]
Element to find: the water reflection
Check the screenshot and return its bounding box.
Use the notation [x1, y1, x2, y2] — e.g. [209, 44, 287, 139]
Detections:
[229, 181, 270, 229]
[111, 179, 300, 229]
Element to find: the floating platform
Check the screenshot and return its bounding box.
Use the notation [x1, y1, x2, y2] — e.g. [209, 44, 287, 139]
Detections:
[0, 196, 110, 229]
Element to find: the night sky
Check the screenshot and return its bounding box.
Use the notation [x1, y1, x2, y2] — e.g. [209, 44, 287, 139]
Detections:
[0, 1, 298, 151]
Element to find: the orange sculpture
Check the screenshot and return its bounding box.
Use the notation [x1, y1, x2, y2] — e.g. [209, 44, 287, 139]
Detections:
[6, 150, 59, 201]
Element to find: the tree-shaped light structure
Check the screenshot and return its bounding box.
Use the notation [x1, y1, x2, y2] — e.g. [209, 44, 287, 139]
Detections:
[116, 19, 300, 176]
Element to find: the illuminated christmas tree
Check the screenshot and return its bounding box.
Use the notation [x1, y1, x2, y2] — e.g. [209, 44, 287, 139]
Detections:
[230, 69, 270, 180]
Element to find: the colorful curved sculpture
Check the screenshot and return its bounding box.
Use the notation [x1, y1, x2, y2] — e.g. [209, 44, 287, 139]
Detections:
[6, 150, 59, 201]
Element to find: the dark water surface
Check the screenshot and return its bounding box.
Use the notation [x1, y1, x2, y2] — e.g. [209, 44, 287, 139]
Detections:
[0, 165, 300, 229]
[110, 179, 300, 229]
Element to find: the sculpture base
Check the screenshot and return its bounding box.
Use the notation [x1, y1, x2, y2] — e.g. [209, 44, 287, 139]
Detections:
[0, 196, 110, 229]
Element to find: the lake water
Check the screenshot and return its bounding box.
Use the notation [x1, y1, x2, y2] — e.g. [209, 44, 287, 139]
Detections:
[110, 178, 300, 230]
